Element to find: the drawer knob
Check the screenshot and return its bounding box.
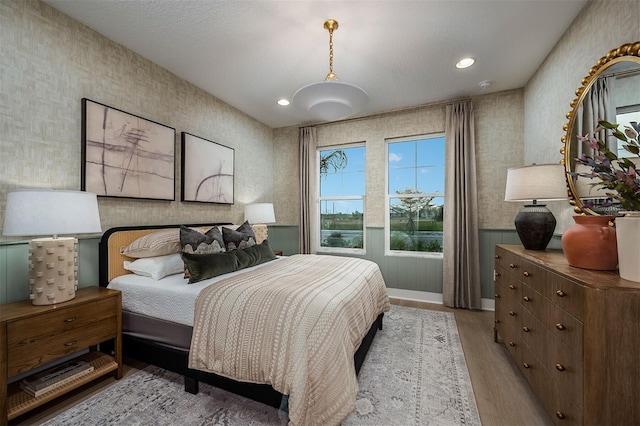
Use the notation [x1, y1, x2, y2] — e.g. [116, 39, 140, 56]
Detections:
[495, 272, 501, 277]
[495, 293, 500, 299]
[64, 317, 77, 323]
[556, 411, 566, 420]
[523, 362, 530, 369]
[522, 326, 530, 332]
[523, 271, 531, 277]
[509, 285, 515, 290]
[556, 290, 566, 297]
[64, 340, 78, 347]
[556, 323, 566, 331]
[509, 263, 516, 269]
[509, 341, 516, 347]
[495, 319, 501, 324]
[509, 310, 516, 316]
[523, 296, 531, 302]
[495, 255, 501, 259]
[556, 363, 566, 372]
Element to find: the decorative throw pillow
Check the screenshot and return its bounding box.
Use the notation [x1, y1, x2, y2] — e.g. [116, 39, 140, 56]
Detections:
[222, 221, 256, 251]
[123, 253, 184, 280]
[180, 225, 226, 254]
[120, 229, 181, 258]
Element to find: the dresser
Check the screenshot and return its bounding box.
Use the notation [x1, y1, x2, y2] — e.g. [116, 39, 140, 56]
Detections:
[0, 286, 122, 425]
[494, 244, 640, 425]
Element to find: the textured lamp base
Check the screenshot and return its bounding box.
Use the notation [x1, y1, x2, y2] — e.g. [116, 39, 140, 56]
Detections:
[514, 205, 556, 251]
[29, 237, 78, 305]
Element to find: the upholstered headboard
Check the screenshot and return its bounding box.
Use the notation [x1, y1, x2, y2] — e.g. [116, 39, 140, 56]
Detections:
[98, 223, 231, 287]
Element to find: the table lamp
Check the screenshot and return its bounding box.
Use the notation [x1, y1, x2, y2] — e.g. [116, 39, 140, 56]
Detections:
[504, 164, 568, 250]
[244, 203, 276, 243]
[2, 189, 102, 305]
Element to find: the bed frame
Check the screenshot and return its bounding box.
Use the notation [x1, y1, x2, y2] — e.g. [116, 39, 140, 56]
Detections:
[99, 223, 384, 409]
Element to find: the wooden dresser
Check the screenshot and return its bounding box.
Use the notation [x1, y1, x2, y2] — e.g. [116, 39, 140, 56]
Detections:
[0, 286, 122, 425]
[494, 244, 640, 425]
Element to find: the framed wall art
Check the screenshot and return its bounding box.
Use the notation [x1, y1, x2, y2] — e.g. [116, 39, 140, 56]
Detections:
[181, 132, 234, 204]
[81, 98, 176, 201]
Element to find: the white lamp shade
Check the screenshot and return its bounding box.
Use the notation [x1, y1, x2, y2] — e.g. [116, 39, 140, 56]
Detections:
[504, 164, 568, 202]
[3, 189, 102, 237]
[244, 203, 276, 224]
[292, 81, 369, 122]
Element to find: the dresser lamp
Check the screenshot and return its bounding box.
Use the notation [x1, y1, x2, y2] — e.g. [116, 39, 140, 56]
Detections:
[504, 164, 568, 250]
[244, 203, 276, 243]
[2, 189, 102, 305]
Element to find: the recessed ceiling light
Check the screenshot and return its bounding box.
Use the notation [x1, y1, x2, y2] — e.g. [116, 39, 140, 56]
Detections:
[456, 57, 475, 69]
[277, 99, 290, 106]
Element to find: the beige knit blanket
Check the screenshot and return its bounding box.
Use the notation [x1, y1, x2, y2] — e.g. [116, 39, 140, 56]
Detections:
[189, 254, 390, 426]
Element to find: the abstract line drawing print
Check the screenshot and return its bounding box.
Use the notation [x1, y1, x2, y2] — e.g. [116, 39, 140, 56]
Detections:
[181, 132, 234, 204]
[82, 99, 175, 200]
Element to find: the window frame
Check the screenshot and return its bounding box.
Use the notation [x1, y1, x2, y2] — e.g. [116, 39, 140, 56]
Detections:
[385, 133, 445, 258]
[316, 143, 366, 255]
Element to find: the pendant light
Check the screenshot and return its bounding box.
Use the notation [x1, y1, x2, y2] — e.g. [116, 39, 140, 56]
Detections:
[292, 19, 369, 122]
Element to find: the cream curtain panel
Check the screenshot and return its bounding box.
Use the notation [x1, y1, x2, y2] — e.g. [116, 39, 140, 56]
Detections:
[576, 76, 616, 156]
[299, 126, 318, 254]
[443, 100, 481, 309]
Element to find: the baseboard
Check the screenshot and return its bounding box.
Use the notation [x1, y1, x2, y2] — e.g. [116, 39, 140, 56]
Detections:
[387, 288, 494, 311]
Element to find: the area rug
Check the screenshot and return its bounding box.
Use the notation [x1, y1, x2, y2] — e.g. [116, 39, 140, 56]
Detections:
[45, 305, 480, 426]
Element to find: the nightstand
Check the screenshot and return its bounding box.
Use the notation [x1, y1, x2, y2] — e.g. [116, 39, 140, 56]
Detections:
[0, 286, 122, 425]
[273, 250, 283, 256]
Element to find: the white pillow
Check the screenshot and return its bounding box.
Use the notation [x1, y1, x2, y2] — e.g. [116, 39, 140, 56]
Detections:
[123, 253, 184, 280]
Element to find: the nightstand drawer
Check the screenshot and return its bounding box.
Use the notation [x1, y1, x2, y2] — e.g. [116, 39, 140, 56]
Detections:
[6, 297, 116, 347]
[7, 317, 117, 376]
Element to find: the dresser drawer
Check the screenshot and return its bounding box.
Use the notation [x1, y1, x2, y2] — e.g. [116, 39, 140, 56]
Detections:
[521, 307, 551, 367]
[551, 379, 584, 426]
[6, 297, 116, 347]
[550, 338, 584, 412]
[549, 272, 584, 321]
[550, 304, 583, 351]
[521, 282, 553, 324]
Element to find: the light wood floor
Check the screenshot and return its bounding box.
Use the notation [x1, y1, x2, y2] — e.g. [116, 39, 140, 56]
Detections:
[10, 299, 552, 425]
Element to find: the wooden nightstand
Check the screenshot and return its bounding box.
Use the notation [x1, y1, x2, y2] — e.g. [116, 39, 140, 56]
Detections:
[0, 286, 122, 425]
[273, 250, 283, 256]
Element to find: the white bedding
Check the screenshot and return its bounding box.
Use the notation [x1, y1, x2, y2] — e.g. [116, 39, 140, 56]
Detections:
[107, 257, 285, 326]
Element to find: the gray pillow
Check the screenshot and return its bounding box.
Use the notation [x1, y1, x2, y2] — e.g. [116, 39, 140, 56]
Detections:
[222, 221, 256, 251]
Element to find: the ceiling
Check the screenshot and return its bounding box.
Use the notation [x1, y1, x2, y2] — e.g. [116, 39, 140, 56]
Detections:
[43, 0, 588, 129]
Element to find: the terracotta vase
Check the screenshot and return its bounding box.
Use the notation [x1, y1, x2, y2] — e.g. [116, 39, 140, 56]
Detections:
[561, 215, 618, 271]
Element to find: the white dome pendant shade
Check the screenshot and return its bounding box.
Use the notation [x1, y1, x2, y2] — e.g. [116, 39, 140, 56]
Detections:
[292, 19, 369, 122]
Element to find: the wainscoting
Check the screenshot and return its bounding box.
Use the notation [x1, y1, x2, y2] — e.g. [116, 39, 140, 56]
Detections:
[0, 227, 560, 306]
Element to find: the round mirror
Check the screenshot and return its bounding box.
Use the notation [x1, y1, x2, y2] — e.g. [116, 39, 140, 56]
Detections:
[562, 41, 640, 215]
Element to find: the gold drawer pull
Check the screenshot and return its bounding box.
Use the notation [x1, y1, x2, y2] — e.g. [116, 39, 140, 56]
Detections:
[523, 271, 531, 277]
[556, 363, 565, 372]
[556, 290, 566, 297]
[522, 326, 530, 332]
[495, 319, 500, 324]
[64, 340, 78, 347]
[523, 296, 531, 302]
[556, 323, 566, 331]
[495, 293, 500, 299]
[556, 411, 565, 420]
[523, 362, 530, 369]
[495, 254, 501, 259]
[64, 317, 76, 323]
[509, 263, 516, 268]
[509, 311, 516, 316]
[509, 285, 515, 290]
[509, 341, 516, 347]
[495, 272, 501, 277]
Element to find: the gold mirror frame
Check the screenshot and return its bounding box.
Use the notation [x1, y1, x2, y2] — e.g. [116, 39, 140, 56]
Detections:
[561, 41, 640, 215]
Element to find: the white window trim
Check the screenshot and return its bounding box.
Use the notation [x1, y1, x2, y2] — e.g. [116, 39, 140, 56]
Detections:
[384, 133, 445, 258]
[315, 144, 366, 255]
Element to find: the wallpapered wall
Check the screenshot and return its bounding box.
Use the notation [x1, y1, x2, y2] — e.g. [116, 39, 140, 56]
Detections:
[524, 0, 640, 233]
[0, 0, 275, 239]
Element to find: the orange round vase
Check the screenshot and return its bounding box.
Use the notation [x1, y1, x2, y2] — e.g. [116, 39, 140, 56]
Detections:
[561, 215, 618, 271]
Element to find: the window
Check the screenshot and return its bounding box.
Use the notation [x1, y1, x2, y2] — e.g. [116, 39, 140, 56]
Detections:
[386, 135, 445, 256]
[616, 106, 640, 158]
[318, 145, 365, 252]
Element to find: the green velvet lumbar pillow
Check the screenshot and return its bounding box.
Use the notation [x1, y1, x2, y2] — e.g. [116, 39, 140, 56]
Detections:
[182, 240, 277, 284]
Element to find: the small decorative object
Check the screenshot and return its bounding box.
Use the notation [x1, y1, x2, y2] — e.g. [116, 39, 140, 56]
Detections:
[561, 215, 618, 270]
[615, 212, 640, 282]
[244, 203, 276, 243]
[2, 189, 102, 305]
[504, 164, 568, 250]
[181, 132, 234, 204]
[573, 120, 640, 281]
[82, 98, 176, 201]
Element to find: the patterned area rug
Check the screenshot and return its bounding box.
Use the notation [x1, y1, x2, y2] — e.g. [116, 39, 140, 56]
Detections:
[45, 306, 480, 426]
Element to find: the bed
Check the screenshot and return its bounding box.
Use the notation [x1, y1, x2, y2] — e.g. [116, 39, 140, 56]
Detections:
[99, 223, 390, 426]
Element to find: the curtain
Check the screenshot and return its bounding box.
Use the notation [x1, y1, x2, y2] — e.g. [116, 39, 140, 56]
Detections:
[299, 126, 318, 254]
[576, 76, 616, 156]
[443, 100, 481, 309]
